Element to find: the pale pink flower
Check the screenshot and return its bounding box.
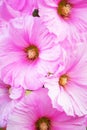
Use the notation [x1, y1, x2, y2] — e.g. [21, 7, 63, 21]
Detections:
[7, 88, 86, 130]
[0, 0, 39, 21]
[44, 43, 87, 116]
[38, 0, 87, 43]
[0, 79, 24, 127]
[0, 16, 66, 90]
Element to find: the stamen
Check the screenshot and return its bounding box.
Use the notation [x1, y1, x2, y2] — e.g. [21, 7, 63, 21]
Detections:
[57, 0, 72, 18]
[45, 72, 53, 77]
[6, 85, 11, 94]
[25, 45, 39, 60]
[39, 122, 48, 130]
[25, 90, 32, 95]
[35, 117, 51, 130]
[59, 74, 69, 87]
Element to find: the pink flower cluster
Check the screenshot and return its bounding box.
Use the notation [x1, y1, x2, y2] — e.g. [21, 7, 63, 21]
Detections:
[0, 0, 87, 130]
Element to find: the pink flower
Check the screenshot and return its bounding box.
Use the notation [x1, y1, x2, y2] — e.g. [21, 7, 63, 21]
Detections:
[0, 79, 24, 127]
[7, 88, 86, 130]
[44, 43, 87, 116]
[0, 16, 66, 90]
[38, 0, 87, 43]
[0, 0, 39, 21]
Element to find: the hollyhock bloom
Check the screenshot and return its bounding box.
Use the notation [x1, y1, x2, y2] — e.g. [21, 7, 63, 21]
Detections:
[7, 88, 86, 130]
[0, 16, 66, 90]
[38, 0, 87, 43]
[0, 79, 24, 127]
[0, 0, 39, 21]
[44, 43, 87, 116]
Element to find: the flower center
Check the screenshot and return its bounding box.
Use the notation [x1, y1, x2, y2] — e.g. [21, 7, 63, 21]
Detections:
[25, 45, 39, 60]
[59, 74, 68, 87]
[57, 0, 71, 18]
[35, 117, 51, 130]
[6, 85, 11, 94]
[25, 90, 32, 95]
